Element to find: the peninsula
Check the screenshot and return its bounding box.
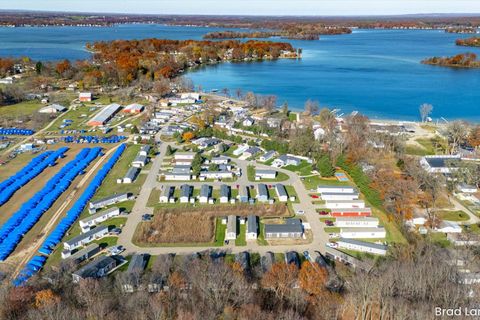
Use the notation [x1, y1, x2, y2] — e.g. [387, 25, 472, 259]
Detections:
[421, 52, 480, 68]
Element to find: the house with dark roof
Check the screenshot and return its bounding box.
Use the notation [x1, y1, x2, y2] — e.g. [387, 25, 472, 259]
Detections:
[275, 184, 288, 202]
[246, 215, 258, 240]
[64, 226, 109, 251]
[199, 185, 212, 204]
[160, 186, 175, 203]
[219, 184, 230, 203]
[264, 219, 303, 239]
[256, 184, 269, 202]
[180, 184, 192, 203]
[72, 255, 125, 283]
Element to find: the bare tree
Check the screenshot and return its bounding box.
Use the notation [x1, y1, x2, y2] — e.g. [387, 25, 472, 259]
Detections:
[419, 103, 433, 122]
[446, 120, 468, 154]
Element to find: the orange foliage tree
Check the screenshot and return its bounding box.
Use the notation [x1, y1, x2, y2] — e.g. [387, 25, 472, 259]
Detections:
[182, 131, 195, 142]
[34, 289, 60, 309]
[261, 262, 299, 300]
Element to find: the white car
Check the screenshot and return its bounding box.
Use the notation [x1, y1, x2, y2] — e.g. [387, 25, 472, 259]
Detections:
[107, 245, 125, 256]
[296, 210, 305, 215]
[326, 242, 338, 248]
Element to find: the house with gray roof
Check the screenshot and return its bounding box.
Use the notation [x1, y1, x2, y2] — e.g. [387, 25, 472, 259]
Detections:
[199, 184, 212, 204]
[255, 169, 277, 180]
[246, 215, 258, 240]
[89, 193, 129, 213]
[79, 207, 120, 233]
[265, 219, 303, 239]
[72, 255, 123, 283]
[132, 155, 148, 168]
[219, 184, 230, 203]
[160, 186, 175, 203]
[226, 215, 237, 240]
[257, 184, 269, 202]
[337, 238, 388, 255]
[64, 225, 109, 251]
[273, 155, 302, 167]
[259, 150, 277, 162]
[180, 184, 192, 203]
[275, 184, 288, 202]
[120, 167, 140, 184]
[63, 243, 100, 264]
[238, 186, 249, 203]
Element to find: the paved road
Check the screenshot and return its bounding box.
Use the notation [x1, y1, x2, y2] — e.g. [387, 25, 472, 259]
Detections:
[447, 197, 480, 225]
[118, 142, 329, 256]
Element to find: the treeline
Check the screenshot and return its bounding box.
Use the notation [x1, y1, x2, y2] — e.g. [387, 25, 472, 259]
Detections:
[203, 26, 352, 41]
[0, 241, 474, 320]
[456, 36, 480, 47]
[87, 39, 298, 85]
[422, 52, 480, 68]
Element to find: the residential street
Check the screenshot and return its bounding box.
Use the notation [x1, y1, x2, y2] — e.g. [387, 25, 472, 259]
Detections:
[117, 139, 330, 256]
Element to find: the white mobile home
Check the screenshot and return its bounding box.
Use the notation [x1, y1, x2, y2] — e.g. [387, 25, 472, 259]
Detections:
[335, 217, 379, 228]
[164, 172, 192, 181]
[79, 207, 120, 233]
[321, 192, 359, 201]
[340, 227, 386, 239]
[246, 215, 258, 240]
[199, 185, 212, 204]
[325, 200, 365, 209]
[275, 184, 288, 202]
[317, 185, 356, 194]
[226, 215, 237, 240]
[337, 238, 388, 255]
[179, 184, 192, 203]
[64, 226, 109, 251]
[255, 169, 277, 180]
[160, 186, 175, 203]
[219, 184, 230, 203]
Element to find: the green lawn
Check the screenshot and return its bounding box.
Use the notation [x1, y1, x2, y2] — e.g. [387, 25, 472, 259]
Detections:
[147, 188, 161, 207]
[427, 233, 451, 248]
[0, 100, 43, 117]
[324, 227, 341, 233]
[284, 161, 313, 176]
[437, 210, 470, 222]
[235, 223, 247, 246]
[257, 221, 268, 245]
[301, 176, 349, 191]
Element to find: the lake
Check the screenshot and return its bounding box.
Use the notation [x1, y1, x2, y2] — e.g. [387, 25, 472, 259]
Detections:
[0, 24, 479, 121]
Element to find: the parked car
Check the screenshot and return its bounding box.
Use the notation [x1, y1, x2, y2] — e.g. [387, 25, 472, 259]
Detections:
[318, 211, 329, 216]
[310, 194, 319, 199]
[107, 245, 125, 255]
[110, 227, 122, 235]
[324, 220, 334, 226]
[326, 242, 338, 248]
[142, 214, 152, 221]
[296, 210, 305, 215]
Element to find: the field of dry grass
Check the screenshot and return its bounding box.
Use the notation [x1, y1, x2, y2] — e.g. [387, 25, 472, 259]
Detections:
[135, 204, 291, 245]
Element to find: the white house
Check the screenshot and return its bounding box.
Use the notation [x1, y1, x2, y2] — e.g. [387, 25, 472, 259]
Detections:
[121, 167, 140, 184]
[335, 217, 379, 228]
[273, 155, 302, 167]
[139, 145, 151, 157]
[435, 221, 462, 234]
[199, 185, 212, 204]
[321, 192, 359, 201]
[199, 171, 233, 180]
[337, 238, 388, 255]
[317, 185, 356, 194]
[79, 207, 120, 233]
[164, 172, 192, 181]
[132, 155, 148, 168]
[233, 145, 249, 156]
[181, 92, 201, 101]
[79, 92, 92, 102]
[340, 227, 386, 239]
[325, 200, 365, 209]
[275, 184, 289, 202]
[219, 185, 231, 203]
[174, 152, 196, 161]
[457, 183, 478, 194]
[179, 185, 192, 203]
[242, 117, 254, 127]
[246, 215, 258, 240]
[160, 186, 175, 203]
[226, 215, 237, 240]
[260, 150, 277, 162]
[64, 226, 109, 251]
[255, 169, 277, 180]
[39, 104, 67, 114]
[210, 156, 230, 165]
[420, 155, 461, 174]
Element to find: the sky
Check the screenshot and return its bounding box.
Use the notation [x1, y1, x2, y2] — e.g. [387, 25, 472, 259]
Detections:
[0, 0, 479, 16]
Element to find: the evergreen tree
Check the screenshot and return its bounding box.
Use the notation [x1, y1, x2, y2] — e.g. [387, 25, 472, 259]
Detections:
[317, 153, 335, 177]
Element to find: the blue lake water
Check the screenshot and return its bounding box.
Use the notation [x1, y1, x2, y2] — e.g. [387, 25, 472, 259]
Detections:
[0, 24, 479, 120]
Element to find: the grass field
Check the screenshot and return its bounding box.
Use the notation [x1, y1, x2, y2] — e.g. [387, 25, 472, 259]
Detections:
[437, 210, 470, 221]
[301, 176, 349, 191]
[235, 224, 247, 246]
[0, 100, 43, 117]
[284, 161, 313, 176]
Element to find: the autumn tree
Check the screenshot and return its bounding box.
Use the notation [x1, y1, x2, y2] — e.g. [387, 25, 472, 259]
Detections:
[34, 289, 60, 309]
[446, 120, 468, 153]
[182, 131, 195, 142]
[261, 262, 299, 301]
[55, 59, 72, 78]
